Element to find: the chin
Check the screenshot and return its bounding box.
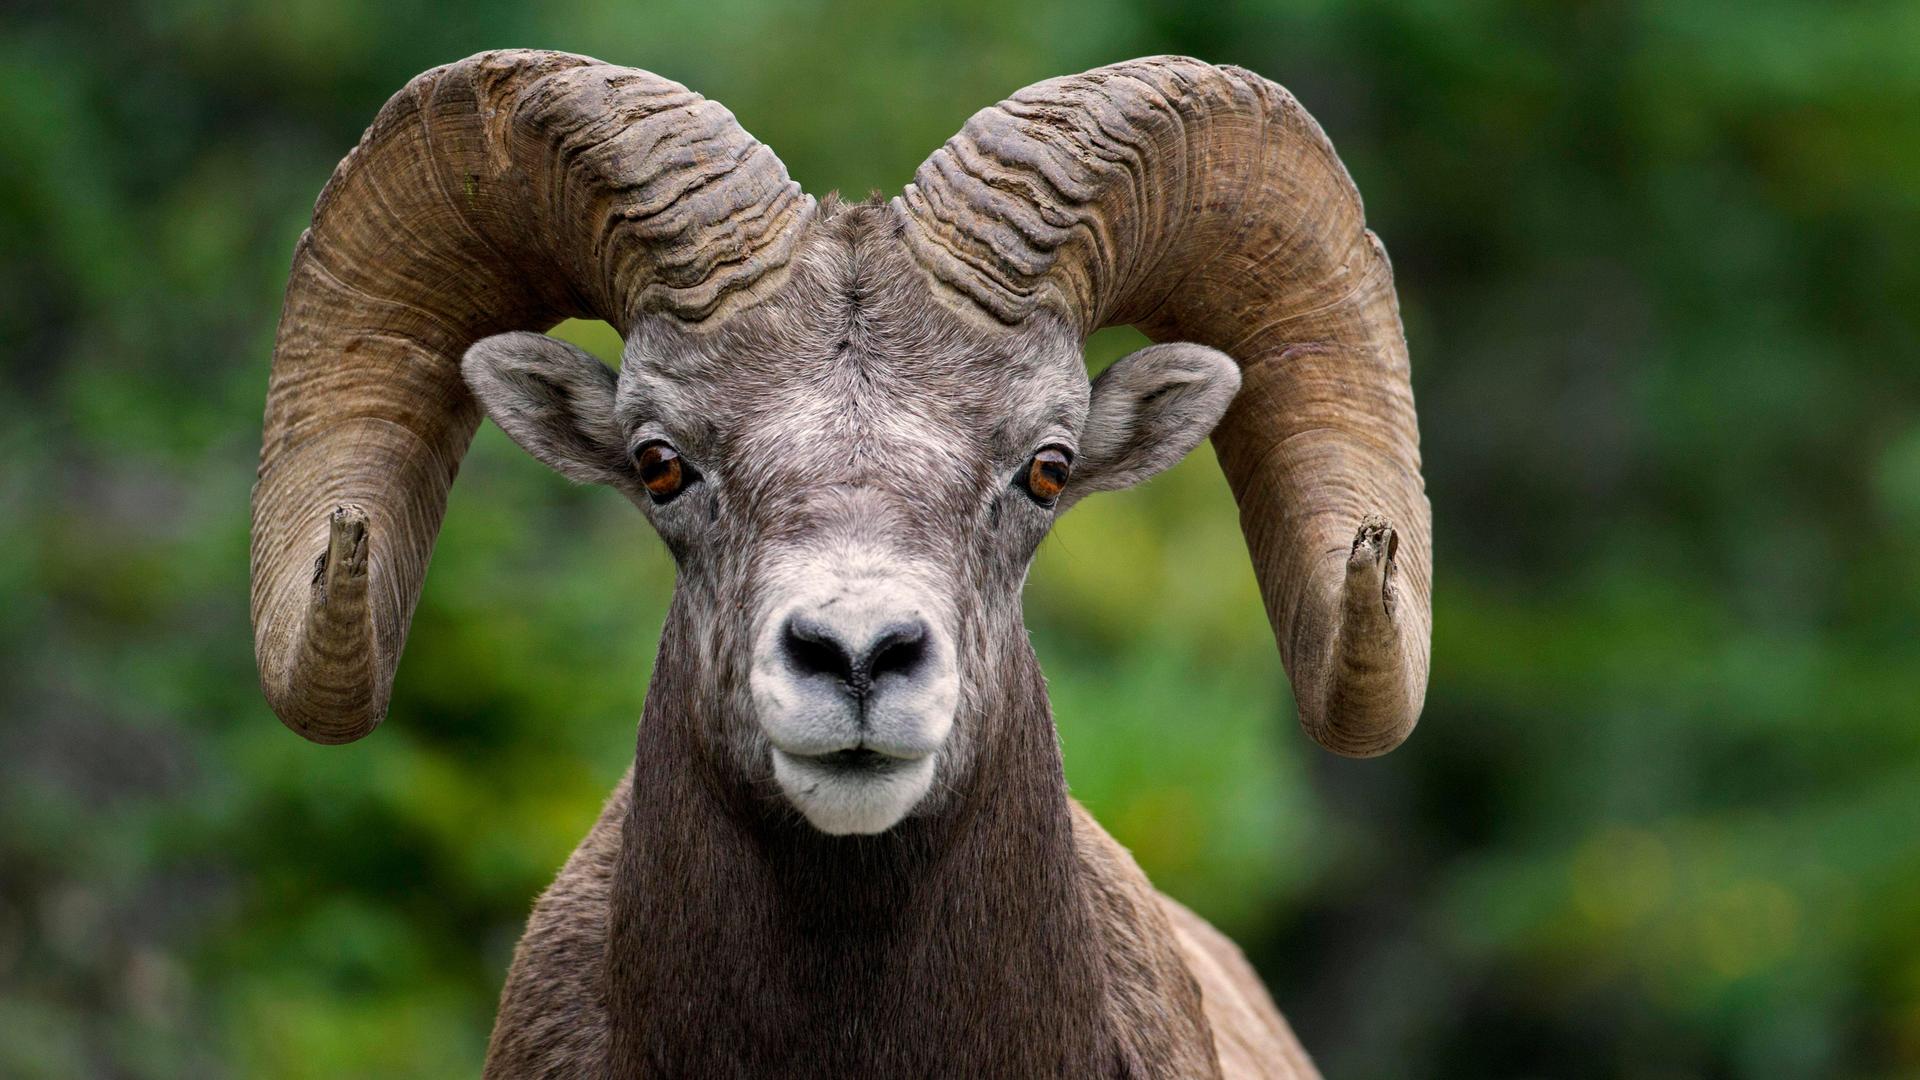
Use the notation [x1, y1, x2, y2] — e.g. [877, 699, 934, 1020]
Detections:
[770, 749, 939, 835]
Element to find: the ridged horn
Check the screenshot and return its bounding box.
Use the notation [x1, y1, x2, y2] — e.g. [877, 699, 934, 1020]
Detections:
[894, 56, 1430, 756]
[252, 50, 814, 742]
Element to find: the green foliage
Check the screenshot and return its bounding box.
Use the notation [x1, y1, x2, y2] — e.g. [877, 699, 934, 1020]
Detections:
[1, 1, 1915, 1076]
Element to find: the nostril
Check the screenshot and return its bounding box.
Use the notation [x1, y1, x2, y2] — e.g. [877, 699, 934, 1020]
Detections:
[865, 622, 929, 684]
[783, 616, 854, 685]
[779, 615, 933, 700]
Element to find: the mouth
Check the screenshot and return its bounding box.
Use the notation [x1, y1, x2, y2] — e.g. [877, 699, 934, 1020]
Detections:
[778, 745, 923, 777]
[767, 743, 940, 835]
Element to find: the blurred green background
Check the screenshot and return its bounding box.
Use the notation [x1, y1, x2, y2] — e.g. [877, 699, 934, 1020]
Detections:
[3, 0, 1917, 1076]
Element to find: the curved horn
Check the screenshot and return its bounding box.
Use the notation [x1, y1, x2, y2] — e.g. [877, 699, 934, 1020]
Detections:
[894, 56, 1429, 757]
[253, 50, 813, 742]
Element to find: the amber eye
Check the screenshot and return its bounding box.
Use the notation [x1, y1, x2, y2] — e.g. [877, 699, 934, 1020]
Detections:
[632, 440, 696, 503]
[1020, 446, 1073, 506]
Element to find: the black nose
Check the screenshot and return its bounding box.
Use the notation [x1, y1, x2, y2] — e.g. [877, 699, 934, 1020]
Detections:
[782, 615, 931, 699]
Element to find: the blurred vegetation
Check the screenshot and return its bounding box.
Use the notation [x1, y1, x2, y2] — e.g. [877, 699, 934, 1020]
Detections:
[2, 0, 1917, 1076]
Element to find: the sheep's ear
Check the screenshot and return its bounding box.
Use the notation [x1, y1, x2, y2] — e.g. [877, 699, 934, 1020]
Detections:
[1061, 343, 1242, 511]
[462, 332, 634, 488]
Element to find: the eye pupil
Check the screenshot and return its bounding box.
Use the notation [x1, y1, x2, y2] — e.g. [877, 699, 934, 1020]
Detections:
[634, 441, 688, 501]
[1023, 447, 1072, 505]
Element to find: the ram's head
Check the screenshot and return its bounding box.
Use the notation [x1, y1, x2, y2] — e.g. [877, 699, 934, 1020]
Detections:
[252, 51, 1430, 835]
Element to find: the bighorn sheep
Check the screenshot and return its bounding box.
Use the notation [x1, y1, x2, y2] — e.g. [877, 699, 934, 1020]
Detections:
[252, 50, 1430, 1077]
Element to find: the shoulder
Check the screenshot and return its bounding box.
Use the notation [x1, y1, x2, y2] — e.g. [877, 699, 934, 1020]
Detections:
[482, 770, 629, 1078]
[1069, 799, 1320, 1079]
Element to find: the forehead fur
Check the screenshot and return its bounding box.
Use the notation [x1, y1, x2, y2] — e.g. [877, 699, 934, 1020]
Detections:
[616, 199, 1088, 455]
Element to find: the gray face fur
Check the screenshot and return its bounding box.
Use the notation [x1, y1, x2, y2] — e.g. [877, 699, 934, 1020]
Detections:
[463, 205, 1239, 835]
